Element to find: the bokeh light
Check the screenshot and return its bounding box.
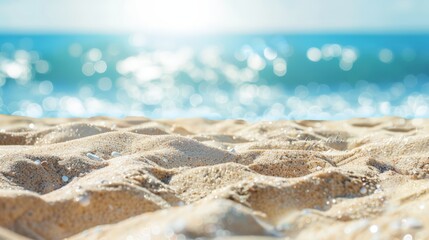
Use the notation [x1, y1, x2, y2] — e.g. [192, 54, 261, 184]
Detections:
[0, 35, 429, 120]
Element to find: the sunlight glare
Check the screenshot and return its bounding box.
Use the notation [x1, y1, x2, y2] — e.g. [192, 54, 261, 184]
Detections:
[123, 0, 218, 33]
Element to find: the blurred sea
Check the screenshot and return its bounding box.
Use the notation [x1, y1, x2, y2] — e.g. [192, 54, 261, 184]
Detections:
[0, 34, 429, 120]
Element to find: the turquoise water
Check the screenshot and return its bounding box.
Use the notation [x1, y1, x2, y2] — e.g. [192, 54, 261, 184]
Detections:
[0, 34, 428, 120]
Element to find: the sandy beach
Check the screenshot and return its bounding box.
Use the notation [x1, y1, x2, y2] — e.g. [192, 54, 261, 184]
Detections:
[0, 115, 428, 239]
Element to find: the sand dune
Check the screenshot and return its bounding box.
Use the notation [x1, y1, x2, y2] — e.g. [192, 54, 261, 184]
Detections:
[0, 115, 428, 239]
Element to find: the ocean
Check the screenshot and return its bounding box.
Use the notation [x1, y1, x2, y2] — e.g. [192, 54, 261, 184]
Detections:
[0, 34, 428, 120]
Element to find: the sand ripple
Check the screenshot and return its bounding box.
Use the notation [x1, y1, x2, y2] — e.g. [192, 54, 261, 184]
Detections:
[0, 115, 428, 239]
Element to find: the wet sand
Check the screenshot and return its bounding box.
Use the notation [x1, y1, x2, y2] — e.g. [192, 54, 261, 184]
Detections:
[0, 115, 428, 239]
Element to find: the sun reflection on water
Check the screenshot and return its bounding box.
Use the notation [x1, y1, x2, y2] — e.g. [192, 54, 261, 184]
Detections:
[0, 34, 429, 120]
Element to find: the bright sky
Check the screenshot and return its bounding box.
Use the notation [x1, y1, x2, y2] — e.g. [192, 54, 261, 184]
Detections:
[0, 0, 428, 33]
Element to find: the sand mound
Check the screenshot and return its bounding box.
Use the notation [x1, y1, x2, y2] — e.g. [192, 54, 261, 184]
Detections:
[0, 115, 429, 239]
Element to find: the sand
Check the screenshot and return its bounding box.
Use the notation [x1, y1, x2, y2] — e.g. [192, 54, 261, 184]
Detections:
[0, 115, 428, 239]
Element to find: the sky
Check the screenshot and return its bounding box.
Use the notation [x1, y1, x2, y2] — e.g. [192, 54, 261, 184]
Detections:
[0, 0, 428, 34]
